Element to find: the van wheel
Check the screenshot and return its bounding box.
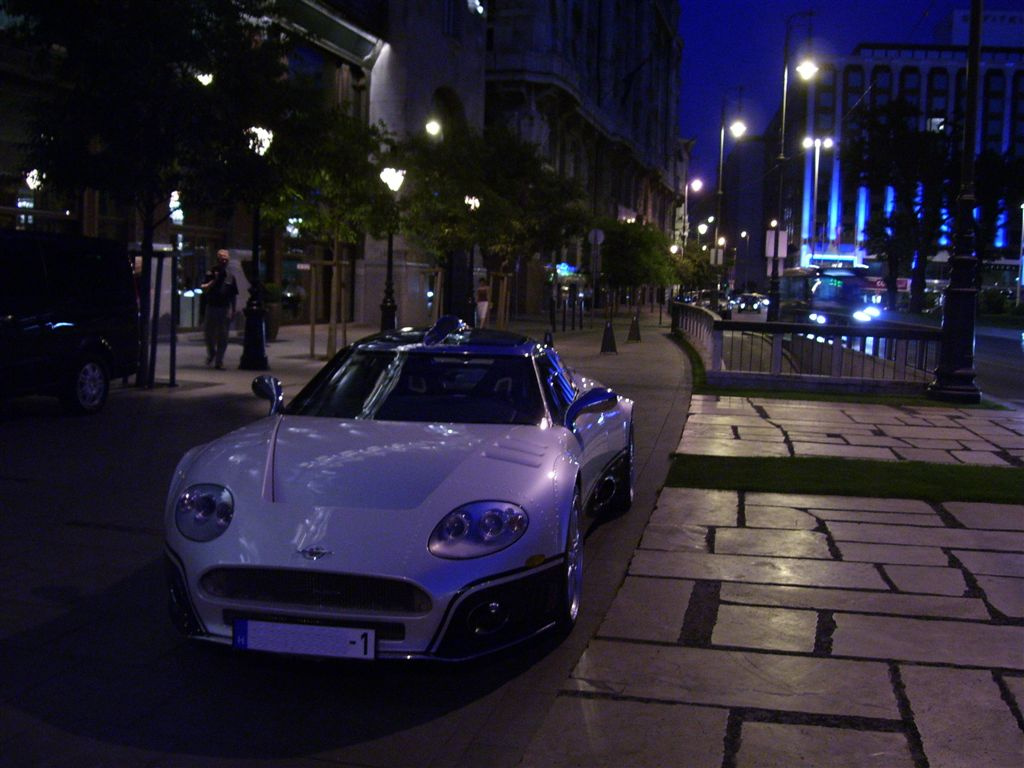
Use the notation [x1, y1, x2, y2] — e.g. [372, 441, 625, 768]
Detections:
[62, 356, 109, 414]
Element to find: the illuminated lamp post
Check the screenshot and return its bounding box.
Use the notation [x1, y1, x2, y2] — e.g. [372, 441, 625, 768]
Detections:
[239, 126, 273, 371]
[929, 0, 982, 403]
[768, 10, 817, 320]
[683, 177, 704, 248]
[379, 166, 405, 331]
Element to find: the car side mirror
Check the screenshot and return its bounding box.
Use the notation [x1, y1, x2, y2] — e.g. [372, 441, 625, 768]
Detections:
[565, 387, 618, 430]
[252, 375, 284, 416]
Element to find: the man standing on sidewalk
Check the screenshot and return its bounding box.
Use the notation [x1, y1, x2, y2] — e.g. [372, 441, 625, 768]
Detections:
[201, 249, 238, 369]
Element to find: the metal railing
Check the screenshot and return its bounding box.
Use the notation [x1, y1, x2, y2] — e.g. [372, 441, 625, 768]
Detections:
[672, 301, 943, 393]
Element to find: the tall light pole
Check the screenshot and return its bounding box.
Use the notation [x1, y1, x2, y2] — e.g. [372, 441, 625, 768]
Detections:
[239, 126, 274, 371]
[683, 178, 703, 248]
[715, 94, 746, 267]
[929, 0, 982, 403]
[379, 167, 405, 331]
[768, 10, 816, 320]
[802, 136, 834, 263]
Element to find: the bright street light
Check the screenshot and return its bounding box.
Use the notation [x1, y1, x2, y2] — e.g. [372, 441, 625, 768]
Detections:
[795, 58, 819, 81]
[690, 178, 704, 192]
[379, 167, 406, 330]
[425, 119, 441, 137]
[729, 119, 747, 139]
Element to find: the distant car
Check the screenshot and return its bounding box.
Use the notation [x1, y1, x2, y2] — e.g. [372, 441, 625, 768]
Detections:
[164, 317, 635, 661]
[736, 293, 767, 313]
[0, 230, 139, 413]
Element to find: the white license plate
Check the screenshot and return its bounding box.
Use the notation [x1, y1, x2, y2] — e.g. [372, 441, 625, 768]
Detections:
[233, 620, 375, 659]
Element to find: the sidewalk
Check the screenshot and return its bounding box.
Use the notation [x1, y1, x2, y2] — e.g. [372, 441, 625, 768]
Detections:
[517, 352, 1024, 766]
[148, 315, 1024, 767]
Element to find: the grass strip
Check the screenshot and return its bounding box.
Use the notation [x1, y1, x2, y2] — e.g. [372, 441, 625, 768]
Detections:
[667, 454, 1023, 504]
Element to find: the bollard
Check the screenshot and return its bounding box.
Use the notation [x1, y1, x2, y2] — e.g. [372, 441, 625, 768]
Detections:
[543, 330, 554, 347]
[627, 312, 641, 342]
[600, 320, 618, 354]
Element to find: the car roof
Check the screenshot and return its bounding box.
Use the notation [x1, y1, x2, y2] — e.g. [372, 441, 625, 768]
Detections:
[352, 316, 543, 357]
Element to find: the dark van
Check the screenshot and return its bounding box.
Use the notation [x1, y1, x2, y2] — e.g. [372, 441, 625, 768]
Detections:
[0, 230, 139, 413]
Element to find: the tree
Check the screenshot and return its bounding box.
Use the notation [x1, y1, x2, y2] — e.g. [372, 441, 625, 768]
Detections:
[842, 100, 951, 312]
[1, 0, 298, 383]
[263, 110, 394, 351]
[597, 218, 672, 307]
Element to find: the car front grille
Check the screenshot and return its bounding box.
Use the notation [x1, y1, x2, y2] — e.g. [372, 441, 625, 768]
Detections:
[200, 567, 432, 615]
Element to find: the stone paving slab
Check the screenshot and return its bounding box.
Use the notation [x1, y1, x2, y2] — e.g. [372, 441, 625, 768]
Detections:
[894, 447, 964, 463]
[519, 698, 728, 768]
[713, 529, 832, 559]
[953, 550, 1024, 577]
[597, 576, 693, 642]
[901, 666, 1024, 768]
[735, 722, 916, 768]
[719, 582, 991, 621]
[791, 442, 901, 461]
[837, 542, 950, 566]
[677, 437, 791, 457]
[827, 522, 1024, 552]
[881, 564, 969, 596]
[974, 575, 1024, 618]
[809, 508, 945, 526]
[631, 549, 889, 590]
[638, 522, 709, 552]
[746, 494, 936, 514]
[944, 502, 1024, 531]
[711, 604, 817, 652]
[566, 640, 900, 719]
[831, 614, 1024, 669]
[951, 450, 1012, 466]
[744, 505, 818, 530]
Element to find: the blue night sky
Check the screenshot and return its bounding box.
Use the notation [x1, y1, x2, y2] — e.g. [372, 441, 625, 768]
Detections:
[678, 0, 1024, 187]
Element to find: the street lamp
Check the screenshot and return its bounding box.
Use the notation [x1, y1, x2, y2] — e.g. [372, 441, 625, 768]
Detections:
[802, 136, 834, 263]
[379, 166, 405, 331]
[715, 93, 747, 264]
[239, 125, 274, 371]
[683, 177, 704, 247]
[768, 10, 816, 320]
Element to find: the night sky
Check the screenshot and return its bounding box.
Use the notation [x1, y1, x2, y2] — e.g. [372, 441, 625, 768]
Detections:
[677, 0, 1023, 188]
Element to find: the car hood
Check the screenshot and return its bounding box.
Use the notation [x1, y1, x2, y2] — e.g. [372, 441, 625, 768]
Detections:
[183, 416, 564, 511]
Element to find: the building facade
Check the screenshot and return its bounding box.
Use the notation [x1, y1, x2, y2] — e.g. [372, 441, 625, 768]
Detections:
[756, 10, 1024, 290]
[1, 0, 682, 326]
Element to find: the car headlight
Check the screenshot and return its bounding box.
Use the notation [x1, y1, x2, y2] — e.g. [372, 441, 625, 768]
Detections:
[428, 502, 528, 559]
[174, 484, 234, 542]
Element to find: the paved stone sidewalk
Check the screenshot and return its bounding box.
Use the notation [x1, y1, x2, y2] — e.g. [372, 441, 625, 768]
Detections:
[678, 395, 1024, 467]
[522, 488, 1024, 768]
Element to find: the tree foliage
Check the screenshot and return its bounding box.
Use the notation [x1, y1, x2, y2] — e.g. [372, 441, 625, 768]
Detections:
[597, 218, 672, 292]
[841, 100, 951, 312]
[1, 0, 303, 382]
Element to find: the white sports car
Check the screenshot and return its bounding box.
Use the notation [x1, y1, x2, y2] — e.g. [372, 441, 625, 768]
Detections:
[165, 317, 634, 661]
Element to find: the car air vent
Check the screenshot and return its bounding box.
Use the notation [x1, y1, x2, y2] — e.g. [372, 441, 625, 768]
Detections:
[201, 568, 432, 614]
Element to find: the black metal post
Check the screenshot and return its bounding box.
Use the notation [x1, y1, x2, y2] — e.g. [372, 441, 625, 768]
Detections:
[928, 0, 982, 403]
[380, 230, 397, 331]
[240, 203, 269, 370]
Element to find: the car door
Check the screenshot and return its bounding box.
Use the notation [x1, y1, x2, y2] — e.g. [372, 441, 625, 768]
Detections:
[0, 236, 49, 397]
[537, 350, 607, 502]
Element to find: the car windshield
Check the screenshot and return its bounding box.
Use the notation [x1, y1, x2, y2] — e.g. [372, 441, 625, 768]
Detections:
[287, 349, 546, 425]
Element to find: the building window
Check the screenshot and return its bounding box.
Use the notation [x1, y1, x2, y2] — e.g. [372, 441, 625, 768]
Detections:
[927, 68, 949, 119]
[899, 67, 921, 112]
[983, 70, 1006, 153]
[871, 66, 892, 108]
[1012, 72, 1024, 158]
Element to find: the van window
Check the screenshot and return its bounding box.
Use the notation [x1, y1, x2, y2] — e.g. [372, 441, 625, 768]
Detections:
[0, 238, 46, 313]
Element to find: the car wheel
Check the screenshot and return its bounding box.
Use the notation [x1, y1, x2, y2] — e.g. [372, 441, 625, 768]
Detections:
[558, 487, 584, 631]
[610, 422, 635, 513]
[62, 355, 109, 414]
